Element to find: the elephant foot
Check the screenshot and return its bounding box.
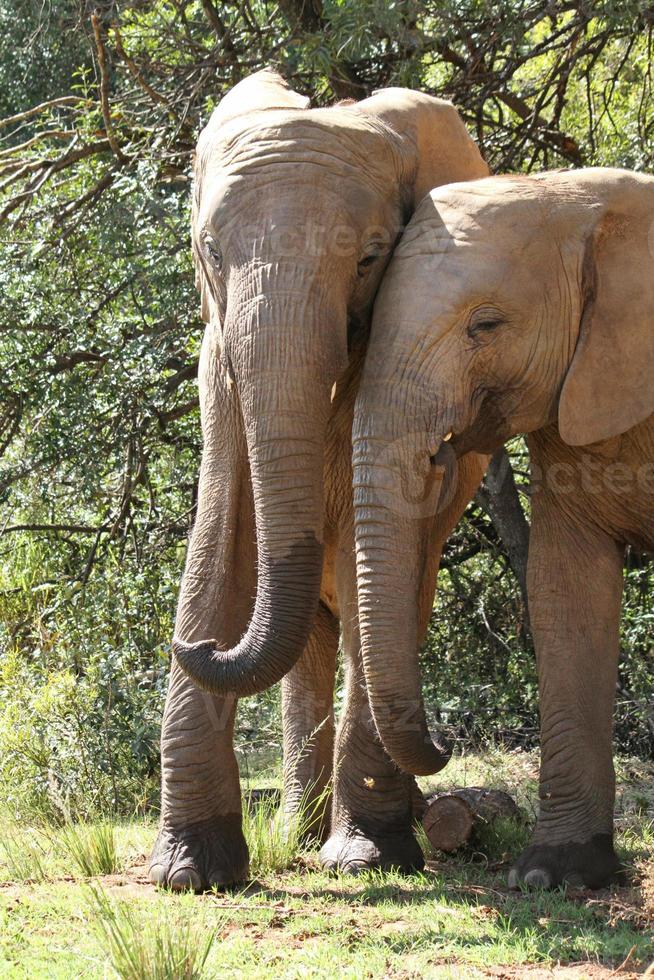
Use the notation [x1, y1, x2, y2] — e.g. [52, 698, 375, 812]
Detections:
[319, 828, 424, 875]
[508, 833, 624, 890]
[148, 813, 249, 892]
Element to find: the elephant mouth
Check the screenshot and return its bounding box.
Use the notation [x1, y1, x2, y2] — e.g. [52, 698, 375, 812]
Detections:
[429, 439, 455, 467]
[449, 393, 510, 456]
[347, 312, 370, 353]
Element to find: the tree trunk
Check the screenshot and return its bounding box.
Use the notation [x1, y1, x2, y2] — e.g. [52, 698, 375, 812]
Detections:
[475, 447, 531, 634]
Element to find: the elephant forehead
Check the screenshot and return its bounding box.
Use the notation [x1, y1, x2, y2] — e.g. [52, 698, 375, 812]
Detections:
[393, 178, 580, 275]
[200, 109, 401, 180]
[376, 250, 471, 328]
[198, 173, 392, 247]
[377, 222, 546, 329]
[421, 174, 604, 246]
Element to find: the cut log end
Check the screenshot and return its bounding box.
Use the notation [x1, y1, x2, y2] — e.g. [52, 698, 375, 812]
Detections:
[421, 787, 520, 854]
[422, 794, 474, 853]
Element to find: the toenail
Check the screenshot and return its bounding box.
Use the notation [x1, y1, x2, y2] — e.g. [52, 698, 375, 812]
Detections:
[169, 867, 202, 892]
[524, 868, 552, 888]
[148, 864, 167, 887]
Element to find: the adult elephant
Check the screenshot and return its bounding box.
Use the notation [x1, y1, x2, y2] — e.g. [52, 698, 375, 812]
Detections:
[352, 167, 654, 890]
[149, 69, 488, 891]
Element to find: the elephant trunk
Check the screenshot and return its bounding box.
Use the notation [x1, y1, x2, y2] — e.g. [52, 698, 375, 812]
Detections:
[174, 289, 338, 697]
[353, 414, 450, 776]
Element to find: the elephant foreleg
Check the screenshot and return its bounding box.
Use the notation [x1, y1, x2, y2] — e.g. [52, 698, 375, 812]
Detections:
[150, 667, 247, 891]
[149, 469, 255, 890]
[509, 481, 624, 890]
[149, 326, 255, 891]
[320, 450, 487, 873]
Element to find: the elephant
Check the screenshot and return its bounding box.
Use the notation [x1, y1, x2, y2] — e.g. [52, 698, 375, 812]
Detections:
[148, 68, 489, 890]
[352, 166, 654, 890]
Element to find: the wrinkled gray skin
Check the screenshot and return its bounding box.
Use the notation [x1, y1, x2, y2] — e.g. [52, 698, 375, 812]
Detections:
[353, 168, 654, 890]
[148, 69, 488, 891]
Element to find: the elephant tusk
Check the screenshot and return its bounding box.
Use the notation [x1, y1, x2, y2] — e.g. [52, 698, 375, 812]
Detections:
[331, 382, 337, 403]
[443, 431, 453, 442]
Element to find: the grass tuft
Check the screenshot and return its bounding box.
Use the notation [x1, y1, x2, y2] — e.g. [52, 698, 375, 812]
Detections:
[58, 821, 120, 877]
[472, 815, 532, 862]
[86, 884, 216, 980]
[243, 783, 329, 877]
[0, 830, 48, 883]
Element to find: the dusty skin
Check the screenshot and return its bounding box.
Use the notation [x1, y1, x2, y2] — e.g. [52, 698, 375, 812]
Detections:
[150, 68, 489, 891]
[353, 167, 654, 891]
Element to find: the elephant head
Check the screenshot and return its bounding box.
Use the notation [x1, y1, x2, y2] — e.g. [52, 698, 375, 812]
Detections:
[353, 167, 654, 774]
[173, 69, 488, 697]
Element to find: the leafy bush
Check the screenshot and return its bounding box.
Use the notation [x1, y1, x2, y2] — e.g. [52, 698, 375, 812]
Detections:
[423, 519, 654, 756]
[0, 541, 169, 821]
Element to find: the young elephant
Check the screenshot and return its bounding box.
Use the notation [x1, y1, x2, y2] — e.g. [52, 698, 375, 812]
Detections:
[149, 69, 489, 890]
[353, 168, 654, 889]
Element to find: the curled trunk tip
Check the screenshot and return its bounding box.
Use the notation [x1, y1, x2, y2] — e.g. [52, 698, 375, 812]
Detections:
[172, 637, 218, 691]
[370, 695, 452, 776]
[172, 532, 324, 697]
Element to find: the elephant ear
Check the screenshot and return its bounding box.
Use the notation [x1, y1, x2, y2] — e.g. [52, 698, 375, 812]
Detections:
[558, 197, 654, 446]
[353, 89, 488, 207]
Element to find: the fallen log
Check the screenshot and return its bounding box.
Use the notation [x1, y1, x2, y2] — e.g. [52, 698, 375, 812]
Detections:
[244, 787, 282, 811]
[421, 787, 520, 854]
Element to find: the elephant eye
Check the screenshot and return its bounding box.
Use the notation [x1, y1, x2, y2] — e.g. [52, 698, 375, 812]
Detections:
[357, 244, 385, 277]
[358, 254, 377, 270]
[467, 310, 506, 339]
[204, 239, 223, 270]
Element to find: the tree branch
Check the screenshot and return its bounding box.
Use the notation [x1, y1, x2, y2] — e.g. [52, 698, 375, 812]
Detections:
[0, 97, 83, 132]
[1, 523, 107, 535]
[91, 12, 127, 164]
[475, 448, 531, 633]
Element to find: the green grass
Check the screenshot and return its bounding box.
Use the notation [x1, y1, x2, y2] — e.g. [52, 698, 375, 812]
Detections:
[0, 830, 48, 883]
[243, 782, 329, 877]
[87, 884, 217, 980]
[0, 750, 651, 978]
[57, 821, 121, 877]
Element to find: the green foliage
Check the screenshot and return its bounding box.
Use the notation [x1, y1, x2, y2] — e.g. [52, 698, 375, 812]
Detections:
[424, 527, 539, 749]
[424, 531, 654, 756]
[423, 445, 654, 754]
[0, 542, 170, 821]
[0, 1, 89, 123]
